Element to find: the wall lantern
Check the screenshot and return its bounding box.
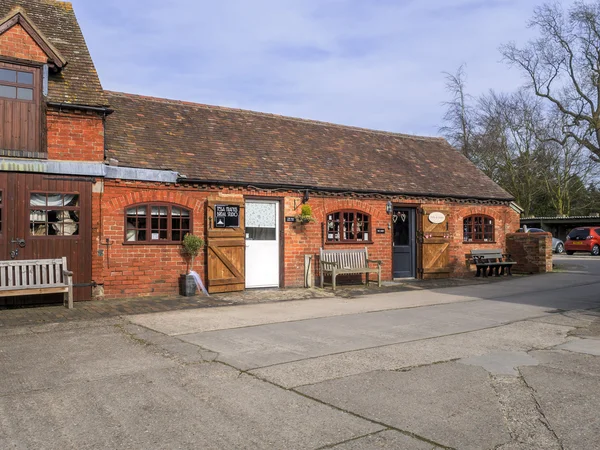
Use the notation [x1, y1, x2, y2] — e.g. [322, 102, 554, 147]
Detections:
[386, 200, 393, 215]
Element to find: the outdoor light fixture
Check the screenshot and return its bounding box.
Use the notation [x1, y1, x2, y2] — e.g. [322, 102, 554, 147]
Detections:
[386, 200, 393, 214]
[302, 189, 310, 204]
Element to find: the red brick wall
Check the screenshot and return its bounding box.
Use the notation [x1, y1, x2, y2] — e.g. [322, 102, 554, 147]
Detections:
[92, 180, 520, 299]
[46, 109, 105, 161]
[506, 232, 553, 274]
[0, 23, 47, 63]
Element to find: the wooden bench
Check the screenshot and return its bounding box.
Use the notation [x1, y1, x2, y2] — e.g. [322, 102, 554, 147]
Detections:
[469, 249, 516, 277]
[0, 257, 74, 308]
[320, 247, 382, 290]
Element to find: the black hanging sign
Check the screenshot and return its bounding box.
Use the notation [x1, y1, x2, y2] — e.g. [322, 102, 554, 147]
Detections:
[215, 204, 240, 228]
[285, 216, 297, 222]
[376, 228, 386, 234]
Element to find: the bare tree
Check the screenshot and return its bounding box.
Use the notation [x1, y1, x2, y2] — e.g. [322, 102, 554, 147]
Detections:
[540, 111, 599, 214]
[501, 1, 600, 162]
[475, 90, 549, 216]
[439, 65, 474, 159]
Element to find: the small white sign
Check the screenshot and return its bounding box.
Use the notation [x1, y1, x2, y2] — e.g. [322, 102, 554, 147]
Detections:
[428, 212, 445, 224]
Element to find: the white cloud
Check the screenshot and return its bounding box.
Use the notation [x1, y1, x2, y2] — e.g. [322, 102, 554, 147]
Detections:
[72, 0, 571, 136]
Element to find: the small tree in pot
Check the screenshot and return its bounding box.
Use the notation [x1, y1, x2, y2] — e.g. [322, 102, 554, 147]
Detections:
[180, 234, 204, 296]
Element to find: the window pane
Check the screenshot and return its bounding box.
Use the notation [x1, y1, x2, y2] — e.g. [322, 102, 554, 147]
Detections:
[17, 71, 33, 85]
[17, 87, 33, 100]
[65, 195, 79, 207]
[0, 85, 16, 99]
[0, 69, 16, 83]
[30, 210, 47, 235]
[47, 194, 64, 206]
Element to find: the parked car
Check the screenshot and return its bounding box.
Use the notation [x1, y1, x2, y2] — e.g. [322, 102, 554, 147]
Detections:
[565, 227, 600, 256]
[517, 227, 564, 254]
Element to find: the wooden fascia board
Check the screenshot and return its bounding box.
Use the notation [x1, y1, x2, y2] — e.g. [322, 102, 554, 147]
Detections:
[0, 9, 67, 69]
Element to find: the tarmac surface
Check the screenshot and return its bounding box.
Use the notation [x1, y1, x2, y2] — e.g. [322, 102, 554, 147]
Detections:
[1, 254, 599, 449]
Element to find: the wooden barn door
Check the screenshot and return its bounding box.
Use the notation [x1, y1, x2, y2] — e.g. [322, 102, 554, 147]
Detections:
[206, 198, 245, 293]
[419, 209, 451, 279]
[0, 173, 92, 305]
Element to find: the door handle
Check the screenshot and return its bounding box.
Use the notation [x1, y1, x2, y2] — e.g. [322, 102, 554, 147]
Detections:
[11, 238, 26, 248]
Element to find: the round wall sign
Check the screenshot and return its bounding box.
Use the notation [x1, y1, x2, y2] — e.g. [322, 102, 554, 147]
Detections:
[428, 212, 445, 224]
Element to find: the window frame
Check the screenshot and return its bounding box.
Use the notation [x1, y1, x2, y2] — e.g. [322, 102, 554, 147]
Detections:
[463, 214, 495, 243]
[0, 64, 36, 103]
[325, 209, 373, 244]
[123, 202, 192, 245]
[29, 191, 81, 239]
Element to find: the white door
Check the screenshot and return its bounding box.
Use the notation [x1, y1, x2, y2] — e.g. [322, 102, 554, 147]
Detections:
[245, 200, 280, 288]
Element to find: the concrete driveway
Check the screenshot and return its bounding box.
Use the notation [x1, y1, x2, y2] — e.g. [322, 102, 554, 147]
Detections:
[1, 258, 599, 449]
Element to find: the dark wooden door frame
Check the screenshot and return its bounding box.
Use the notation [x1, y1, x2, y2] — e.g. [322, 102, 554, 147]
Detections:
[391, 205, 417, 279]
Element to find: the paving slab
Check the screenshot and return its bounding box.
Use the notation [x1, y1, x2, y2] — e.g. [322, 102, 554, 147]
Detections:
[0, 324, 175, 396]
[459, 350, 539, 376]
[491, 375, 561, 449]
[556, 337, 600, 356]
[330, 430, 442, 449]
[298, 363, 511, 450]
[250, 320, 572, 388]
[0, 363, 382, 450]
[128, 290, 480, 336]
[180, 300, 551, 371]
[521, 364, 600, 450]
[529, 350, 600, 378]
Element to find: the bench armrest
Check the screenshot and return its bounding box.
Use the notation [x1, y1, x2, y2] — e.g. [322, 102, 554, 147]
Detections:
[502, 254, 514, 261]
[63, 269, 73, 277]
[366, 259, 382, 266]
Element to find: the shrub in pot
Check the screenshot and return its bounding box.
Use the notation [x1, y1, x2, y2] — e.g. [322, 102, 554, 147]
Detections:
[180, 234, 204, 296]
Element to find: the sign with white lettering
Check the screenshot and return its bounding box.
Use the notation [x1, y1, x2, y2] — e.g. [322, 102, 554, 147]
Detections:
[428, 212, 446, 224]
[215, 204, 240, 228]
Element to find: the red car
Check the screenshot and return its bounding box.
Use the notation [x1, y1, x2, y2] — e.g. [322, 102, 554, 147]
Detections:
[565, 227, 600, 256]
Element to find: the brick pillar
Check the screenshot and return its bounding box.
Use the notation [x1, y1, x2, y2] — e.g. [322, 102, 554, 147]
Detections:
[505, 233, 553, 274]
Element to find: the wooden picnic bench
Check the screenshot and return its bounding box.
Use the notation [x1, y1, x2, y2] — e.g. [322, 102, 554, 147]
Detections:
[0, 257, 74, 308]
[469, 249, 516, 277]
[320, 247, 382, 290]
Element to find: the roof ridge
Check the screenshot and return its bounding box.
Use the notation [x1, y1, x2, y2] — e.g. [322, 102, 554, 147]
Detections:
[105, 90, 446, 143]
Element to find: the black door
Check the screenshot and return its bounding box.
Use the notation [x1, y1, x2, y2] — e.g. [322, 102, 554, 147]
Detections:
[393, 207, 416, 278]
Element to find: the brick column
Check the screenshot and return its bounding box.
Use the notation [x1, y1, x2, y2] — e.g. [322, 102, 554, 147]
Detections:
[505, 233, 553, 274]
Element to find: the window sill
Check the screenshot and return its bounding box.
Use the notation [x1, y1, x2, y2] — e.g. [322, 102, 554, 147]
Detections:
[325, 241, 374, 245]
[122, 241, 184, 245]
[462, 241, 497, 244]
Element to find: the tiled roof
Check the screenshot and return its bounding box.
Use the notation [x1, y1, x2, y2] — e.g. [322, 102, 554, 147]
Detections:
[0, 0, 107, 107]
[105, 91, 514, 200]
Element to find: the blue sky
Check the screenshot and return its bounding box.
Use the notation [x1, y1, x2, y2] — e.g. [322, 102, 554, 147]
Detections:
[71, 0, 560, 136]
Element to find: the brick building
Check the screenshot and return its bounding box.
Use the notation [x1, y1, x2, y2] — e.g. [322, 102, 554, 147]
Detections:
[0, 0, 519, 304]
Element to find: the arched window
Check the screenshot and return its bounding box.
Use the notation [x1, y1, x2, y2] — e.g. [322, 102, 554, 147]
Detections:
[326, 210, 371, 243]
[463, 215, 494, 242]
[125, 203, 191, 243]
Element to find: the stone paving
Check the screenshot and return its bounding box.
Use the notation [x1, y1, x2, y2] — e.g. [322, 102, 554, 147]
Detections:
[0, 276, 503, 329]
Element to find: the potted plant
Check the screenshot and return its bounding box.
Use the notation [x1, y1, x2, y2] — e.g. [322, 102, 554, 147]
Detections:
[296, 204, 316, 225]
[180, 233, 204, 296]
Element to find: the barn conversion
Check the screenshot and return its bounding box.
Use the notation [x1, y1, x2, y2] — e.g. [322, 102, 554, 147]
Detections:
[0, 0, 519, 304]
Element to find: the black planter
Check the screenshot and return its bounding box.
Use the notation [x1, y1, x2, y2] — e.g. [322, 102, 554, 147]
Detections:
[179, 274, 197, 297]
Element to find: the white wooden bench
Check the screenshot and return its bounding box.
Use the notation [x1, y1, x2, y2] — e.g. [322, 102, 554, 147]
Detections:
[319, 247, 382, 290]
[0, 257, 74, 308]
